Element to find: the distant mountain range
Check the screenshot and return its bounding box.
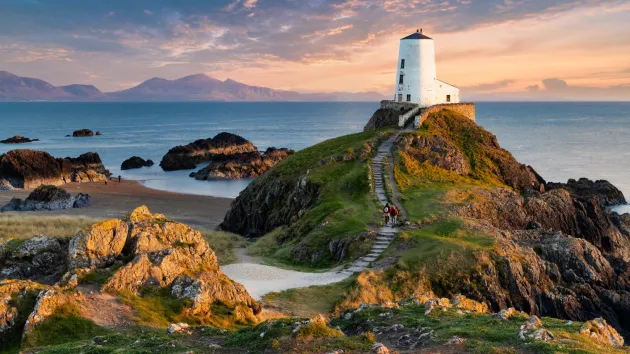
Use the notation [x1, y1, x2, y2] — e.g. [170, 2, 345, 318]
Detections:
[0, 71, 386, 102]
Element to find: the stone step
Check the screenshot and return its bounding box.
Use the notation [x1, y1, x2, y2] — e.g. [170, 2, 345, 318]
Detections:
[376, 237, 394, 242]
[367, 253, 381, 257]
[353, 260, 370, 267]
[347, 267, 365, 273]
[363, 256, 378, 262]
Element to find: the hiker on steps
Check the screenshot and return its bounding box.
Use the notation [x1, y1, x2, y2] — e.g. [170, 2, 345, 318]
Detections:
[383, 203, 390, 225]
[390, 205, 399, 226]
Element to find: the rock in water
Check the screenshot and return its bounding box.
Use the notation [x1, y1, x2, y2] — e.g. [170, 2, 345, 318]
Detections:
[159, 132, 257, 171]
[72, 129, 94, 137]
[190, 147, 294, 180]
[0, 136, 40, 144]
[121, 156, 154, 170]
[0, 185, 91, 212]
[57, 152, 111, 183]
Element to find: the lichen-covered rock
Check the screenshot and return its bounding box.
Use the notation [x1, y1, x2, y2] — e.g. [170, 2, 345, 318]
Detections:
[160, 132, 257, 171]
[121, 156, 154, 170]
[100, 206, 261, 321]
[22, 287, 84, 341]
[450, 295, 488, 313]
[0, 280, 43, 340]
[0, 237, 68, 284]
[68, 219, 129, 269]
[580, 318, 624, 347]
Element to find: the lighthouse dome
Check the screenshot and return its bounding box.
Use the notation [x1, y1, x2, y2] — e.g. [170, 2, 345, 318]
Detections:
[401, 30, 432, 40]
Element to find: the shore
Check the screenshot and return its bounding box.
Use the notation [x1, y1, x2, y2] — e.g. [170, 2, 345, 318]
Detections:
[0, 180, 232, 230]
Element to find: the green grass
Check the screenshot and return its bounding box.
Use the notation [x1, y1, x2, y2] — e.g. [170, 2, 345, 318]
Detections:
[262, 278, 356, 317]
[197, 228, 247, 265]
[22, 304, 108, 349]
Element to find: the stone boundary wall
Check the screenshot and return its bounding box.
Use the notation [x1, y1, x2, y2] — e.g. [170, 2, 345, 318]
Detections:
[415, 103, 475, 127]
[380, 100, 418, 112]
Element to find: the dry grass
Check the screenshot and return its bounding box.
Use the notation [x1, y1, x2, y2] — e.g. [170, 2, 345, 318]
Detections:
[0, 214, 100, 239]
[198, 228, 248, 265]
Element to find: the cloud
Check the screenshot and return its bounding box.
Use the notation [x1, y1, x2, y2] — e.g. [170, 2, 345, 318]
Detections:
[461, 80, 515, 93]
[243, 0, 258, 8]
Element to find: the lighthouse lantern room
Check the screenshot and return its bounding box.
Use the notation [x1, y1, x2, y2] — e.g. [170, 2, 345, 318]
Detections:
[394, 29, 459, 107]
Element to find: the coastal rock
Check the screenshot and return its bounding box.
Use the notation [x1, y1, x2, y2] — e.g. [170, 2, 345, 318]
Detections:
[0, 280, 43, 342]
[191, 147, 294, 180]
[67, 219, 129, 270]
[99, 206, 261, 320]
[397, 134, 469, 175]
[121, 156, 154, 170]
[160, 132, 256, 171]
[57, 152, 111, 182]
[72, 129, 94, 137]
[0, 149, 61, 188]
[579, 318, 624, 347]
[0, 185, 91, 212]
[0, 236, 68, 284]
[22, 287, 85, 343]
[547, 178, 626, 206]
[1, 136, 40, 144]
[95, 131, 101, 136]
[364, 107, 410, 131]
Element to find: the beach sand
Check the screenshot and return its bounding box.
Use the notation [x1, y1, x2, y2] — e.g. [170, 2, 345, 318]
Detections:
[0, 180, 232, 230]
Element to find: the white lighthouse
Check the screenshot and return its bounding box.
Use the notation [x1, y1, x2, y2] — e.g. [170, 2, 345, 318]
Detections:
[393, 30, 459, 107]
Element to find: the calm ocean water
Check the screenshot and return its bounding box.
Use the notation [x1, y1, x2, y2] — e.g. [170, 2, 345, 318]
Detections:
[0, 102, 629, 212]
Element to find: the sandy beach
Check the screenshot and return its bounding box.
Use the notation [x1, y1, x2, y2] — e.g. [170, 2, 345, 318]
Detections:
[0, 180, 232, 230]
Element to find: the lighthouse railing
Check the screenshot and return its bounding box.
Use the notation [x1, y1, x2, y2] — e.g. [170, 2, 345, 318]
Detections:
[398, 106, 421, 127]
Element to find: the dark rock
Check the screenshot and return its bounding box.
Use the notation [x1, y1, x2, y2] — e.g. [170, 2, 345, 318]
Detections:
[95, 131, 101, 136]
[0, 136, 40, 144]
[57, 152, 110, 182]
[220, 173, 320, 238]
[526, 221, 543, 230]
[0, 236, 68, 284]
[363, 108, 405, 131]
[547, 178, 626, 206]
[121, 156, 154, 170]
[160, 132, 256, 171]
[0, 150, 61, 188]
[0, 185, 91, 211]
[191, 147, 294, 180]
[72, 129, 94, 137]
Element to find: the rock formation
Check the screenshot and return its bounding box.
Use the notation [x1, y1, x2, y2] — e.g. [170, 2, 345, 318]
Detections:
[72, 129, 94, 137]
[363, 107, 410, 131]
[1, 185, 91, 212]
[0, 136, 39, 144]
[190, 147, 294, 180]
[121, 156, 154, 170]
[0, 150, 110, 188]
[160, 132, 257, 171]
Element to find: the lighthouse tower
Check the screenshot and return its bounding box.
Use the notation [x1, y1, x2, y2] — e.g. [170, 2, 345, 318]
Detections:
[393, 29, 459, 107]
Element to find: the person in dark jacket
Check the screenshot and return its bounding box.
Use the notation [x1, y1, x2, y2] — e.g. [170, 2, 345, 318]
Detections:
[383, 203, 390, 225]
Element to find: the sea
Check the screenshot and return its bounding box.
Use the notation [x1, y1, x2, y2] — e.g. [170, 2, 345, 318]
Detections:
[0, 101, 629, 213]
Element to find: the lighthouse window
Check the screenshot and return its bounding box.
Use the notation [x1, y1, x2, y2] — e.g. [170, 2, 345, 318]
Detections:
[401, 59, 405, 69]
[399, 75, 404, 84]
[446, 95, 451, 102]
[406, 94, 411, 102]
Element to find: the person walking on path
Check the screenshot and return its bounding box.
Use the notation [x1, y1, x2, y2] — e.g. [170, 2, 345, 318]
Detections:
[383, 203, 390, 225]
[118, 175, 121, 183]
[104, 178, 108, 185]
[390, 205, 399, 226]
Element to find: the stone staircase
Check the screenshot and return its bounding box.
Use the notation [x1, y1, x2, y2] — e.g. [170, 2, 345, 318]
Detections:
[339, 133, 403, 275]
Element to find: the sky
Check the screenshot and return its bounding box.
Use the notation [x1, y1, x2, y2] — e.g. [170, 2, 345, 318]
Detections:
[0, 0, 629, 100]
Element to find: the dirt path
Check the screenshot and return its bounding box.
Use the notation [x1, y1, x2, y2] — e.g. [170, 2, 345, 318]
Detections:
[222, 130, 410, 296]
[77, 284, 137, 330]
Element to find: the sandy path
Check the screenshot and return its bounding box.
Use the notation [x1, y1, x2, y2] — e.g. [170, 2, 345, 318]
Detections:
[0, 180, 231, 230]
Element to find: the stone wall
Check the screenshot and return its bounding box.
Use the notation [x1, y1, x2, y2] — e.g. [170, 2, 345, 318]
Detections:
[415, 103, 475, 127]
[380, 100, 418, 112]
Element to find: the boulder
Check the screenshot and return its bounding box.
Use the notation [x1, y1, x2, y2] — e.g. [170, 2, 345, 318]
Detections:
[159, 132, 257, 171]
[68, 219, 129, 269]
[0, 280, 43, 342]
[22, 287, 85, 343]
[95, 131, 101, 136]
[190, 147, 294, 180]
[121, 156, 154, 170]
[0, 185, 91, 212]
[547, 178, 626, 206]
[0, 237, 68, 284]
[0, 150, 61, 188]
[579, 318, 624, 347]
[72, 129, 94, 137]
[0, 136, 39, 144]
[58, 152, 111, 182]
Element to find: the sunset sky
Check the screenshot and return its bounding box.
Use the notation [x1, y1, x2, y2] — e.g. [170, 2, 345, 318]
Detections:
[1, 0, 629, 100]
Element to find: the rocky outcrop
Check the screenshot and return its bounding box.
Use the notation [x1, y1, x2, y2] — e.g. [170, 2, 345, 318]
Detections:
[22, 286, 85, 344]
[1, 136, 39, 144]
[67, 219, 129, 269]
[72, 129, 94, 137]
[0, 237, 68, 284]
[121, 156, 154, 170]
[190, 147, 294, 180]
[101, 206, 261, 319]
[0, 150, 110, 188]
[1, 185, 91, 212]
[160, 132, 256, 171]
[397, 134, 469, 175]
[580, 318, 624, 347]
[220, 172, 320, 238]
[547, 178, 626, 206]
[363, 108, 406, 131]
[0, 280, 43, 344]
[0, 150, 62, 188]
